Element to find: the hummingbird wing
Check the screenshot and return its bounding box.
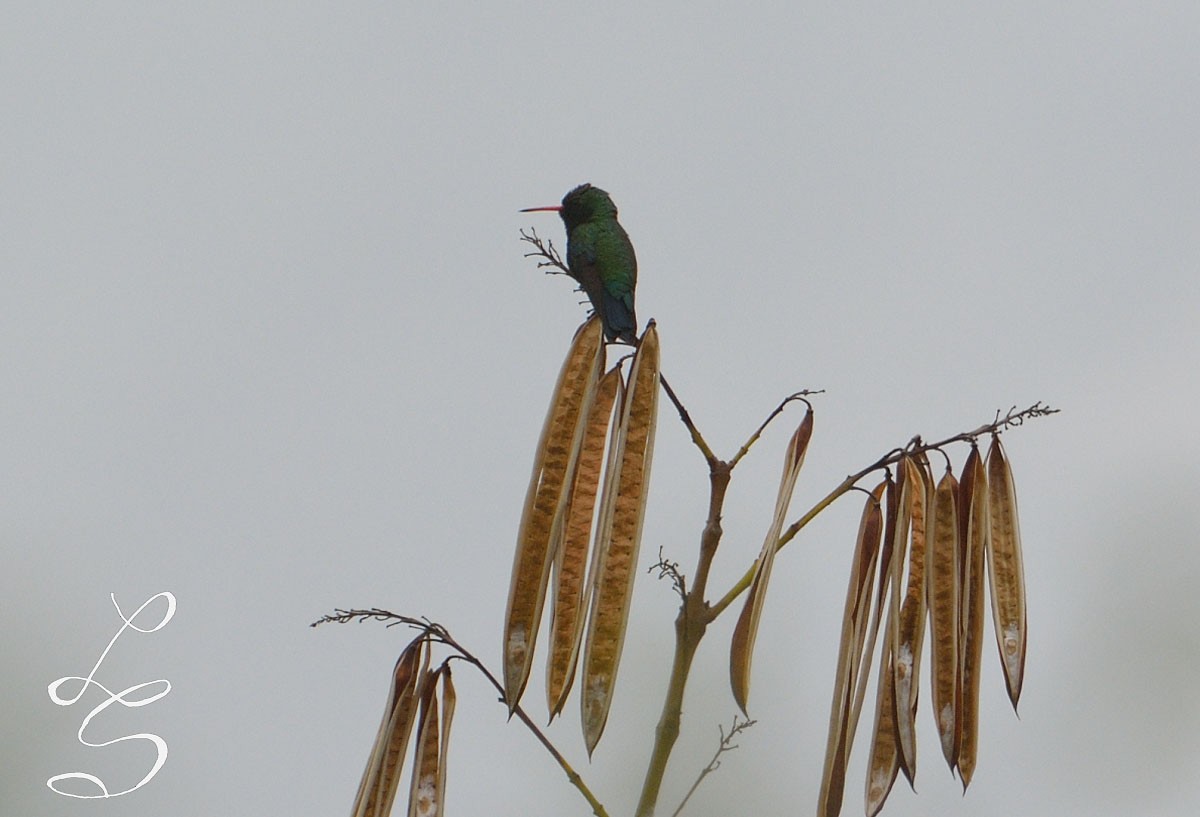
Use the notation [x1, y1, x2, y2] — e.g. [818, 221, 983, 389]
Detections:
[566, 237, 610, 324]
[599, 279, 637, 342]
[598, 224, 638, 342]
[568, 221, 638, 342]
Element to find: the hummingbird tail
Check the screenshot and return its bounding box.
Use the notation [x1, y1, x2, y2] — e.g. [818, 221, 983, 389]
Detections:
[602, 295, 637, 343]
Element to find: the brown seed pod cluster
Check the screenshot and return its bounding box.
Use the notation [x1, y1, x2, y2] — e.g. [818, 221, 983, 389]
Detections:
[816, 436, 1028, 817]
[501, 318, 660, 754]
[351, 635, 457, 817]
[502, 318, 606, 710]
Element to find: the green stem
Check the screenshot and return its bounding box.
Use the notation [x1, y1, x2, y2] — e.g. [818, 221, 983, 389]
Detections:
[507, 700, 609, 817]
[441, 631, 611, 817]
[708, 472, 855, 620]
[634, 603, 706, 817]
[635, 464, 730, 816]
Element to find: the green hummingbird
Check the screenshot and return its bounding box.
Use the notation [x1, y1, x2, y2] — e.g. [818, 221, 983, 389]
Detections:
[522, 183, 639, 343]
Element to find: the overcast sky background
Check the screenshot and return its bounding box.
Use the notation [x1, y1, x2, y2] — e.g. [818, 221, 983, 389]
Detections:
[4, 3, 1198, 816]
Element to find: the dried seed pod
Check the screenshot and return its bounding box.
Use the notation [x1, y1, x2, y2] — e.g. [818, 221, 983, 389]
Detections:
[581, 324, 660, 755]
[893, 455, 930, 785]
[817, 480, 885, 817]
[407, 669, 442, 817]
[865, 646, 901, 817]
[352, 637, 430, 817]
[546, 366, 622, 718]
[435, 669, 456, 816]
[877, 471, 902, 606]
[927, 467, 961, 769]
[956, 445, 990, 789]
[731, 408, 814, 714]
[863, 470, 911, 817]
[876, 463, 912, 781]
[986, 435, 1027, 710]
[503, 318, 604, 710]
[850, 474, 898, 726]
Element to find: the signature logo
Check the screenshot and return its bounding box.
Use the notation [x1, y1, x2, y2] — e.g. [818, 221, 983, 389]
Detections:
[46, 591, 176, 798]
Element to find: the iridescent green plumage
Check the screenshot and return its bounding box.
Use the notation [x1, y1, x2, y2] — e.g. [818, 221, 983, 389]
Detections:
[524, 184, 638, 343]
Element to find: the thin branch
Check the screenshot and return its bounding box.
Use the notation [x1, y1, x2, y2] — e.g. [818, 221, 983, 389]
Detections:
[313, 610, 611, 817]
[729, 390, 822, 469]
[706, 401, 1058, 619]
[659, 373, 718, 466]
[519, 227, 571, 276]
[670, 716, 757, 817]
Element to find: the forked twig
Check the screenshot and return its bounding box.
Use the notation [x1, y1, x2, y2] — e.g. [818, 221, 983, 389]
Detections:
[519, 227, 571, 276]
[670, 716, 757, 817]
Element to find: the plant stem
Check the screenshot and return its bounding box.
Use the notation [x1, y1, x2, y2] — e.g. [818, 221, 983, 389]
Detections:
[635, 463, 730, 816]
[634, 603, 706, 817]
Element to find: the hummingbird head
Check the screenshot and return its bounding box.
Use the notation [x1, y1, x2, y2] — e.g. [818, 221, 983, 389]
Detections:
[521, 183, 618, 230]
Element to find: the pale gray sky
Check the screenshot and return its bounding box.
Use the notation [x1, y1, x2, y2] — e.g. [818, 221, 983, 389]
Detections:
[4, 3, 1198, 816]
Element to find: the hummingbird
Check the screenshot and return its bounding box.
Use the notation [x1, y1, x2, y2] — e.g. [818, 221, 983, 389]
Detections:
[521, 183, 638, 343]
